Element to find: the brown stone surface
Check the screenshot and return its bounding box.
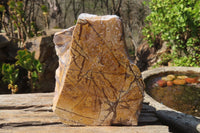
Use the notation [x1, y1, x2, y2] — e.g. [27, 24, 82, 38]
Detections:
[25, 32, 59, 92]
[173, 79, 186, 85]
[53, 13, 144, 126]
[0, 33, 10, 48]
[0, 93, 169, 133]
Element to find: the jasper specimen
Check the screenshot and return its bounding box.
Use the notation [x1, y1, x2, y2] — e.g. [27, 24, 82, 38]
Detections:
[53, 13, 144, 126]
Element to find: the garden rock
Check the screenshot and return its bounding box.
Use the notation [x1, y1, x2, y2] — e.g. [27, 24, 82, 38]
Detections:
[0, 33, 10, 48]
[0, 33, 13, 63]
[177, 75, 188, 79]
[25, 34, 59, 92]
[173, 79, 186, 85]
[166, 81, 173, 86]
[53, 13, 144, 126]
[0, 33, 19, 63]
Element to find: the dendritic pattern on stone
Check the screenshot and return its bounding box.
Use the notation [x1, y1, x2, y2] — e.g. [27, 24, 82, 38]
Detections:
[53, 13, 144, 126]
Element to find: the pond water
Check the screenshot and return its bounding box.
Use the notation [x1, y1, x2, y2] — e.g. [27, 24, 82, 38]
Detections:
[145, 72, 200, 117]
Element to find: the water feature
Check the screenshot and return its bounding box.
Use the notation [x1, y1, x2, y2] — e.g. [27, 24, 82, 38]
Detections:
[145, 72, 200, 117]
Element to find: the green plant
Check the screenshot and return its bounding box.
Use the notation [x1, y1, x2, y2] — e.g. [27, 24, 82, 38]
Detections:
[15, 50, 43, 90]
[1, 64, 19, 94]
[143, 0, 200, 67]
[41, 5, 49, 29]
[172, 56, 200, 67]
[0, 50, 43, 94]
[0, 5, 5, 13]
[41, 5, 48, 13]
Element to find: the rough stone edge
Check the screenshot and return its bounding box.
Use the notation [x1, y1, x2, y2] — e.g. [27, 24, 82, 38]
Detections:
[52, 26, 75, 112]
[78, 13, 119, 21]
[142, 67, 200, 133]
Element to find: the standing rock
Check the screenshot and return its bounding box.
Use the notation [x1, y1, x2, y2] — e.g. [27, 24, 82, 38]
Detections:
[53, 26, 75, 107]
[53, 13, 144, 126]
[25, 32, 60, 92]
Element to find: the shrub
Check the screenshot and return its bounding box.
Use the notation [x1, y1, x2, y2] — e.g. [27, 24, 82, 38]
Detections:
[1, 50, 43, 94]
[15, 50, 43, 90]
[1, 63, 19, 94]
[143, 0, 200, 67]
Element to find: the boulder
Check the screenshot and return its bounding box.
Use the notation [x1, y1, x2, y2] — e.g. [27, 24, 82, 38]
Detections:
[0, 33, 10, 48]
[0, 33, 16, 63]
[25, 34, 59, 92]
[53, 26, 75, 103]
[53, 13, 144, 126]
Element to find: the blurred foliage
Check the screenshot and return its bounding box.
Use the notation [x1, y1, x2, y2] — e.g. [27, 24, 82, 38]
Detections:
[0, 0, 149, 52]
[41, 5, 48, 13]
[16, 50, 43, 89]
[1, 63, 19, 94]
[0, 4, 5, 12]
[1, 50, 43, 94]
[154, 53, 200, 67]
[143, 0, 200, 67]
[0, 0, 41, 46]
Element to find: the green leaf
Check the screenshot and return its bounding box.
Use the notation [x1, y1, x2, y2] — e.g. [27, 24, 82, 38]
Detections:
[31, 71, 38, 79]
[0, 5, 5, 12]
[142, 0, 200, 67]
[41, 5, 48, 13]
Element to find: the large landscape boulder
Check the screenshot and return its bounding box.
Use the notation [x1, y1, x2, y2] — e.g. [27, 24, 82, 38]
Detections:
[53, 13, 144, 126]
[25, 31, 60, 92]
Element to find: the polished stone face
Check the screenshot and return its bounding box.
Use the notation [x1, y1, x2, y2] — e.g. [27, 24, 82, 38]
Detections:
[53, 13, 144, 126]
